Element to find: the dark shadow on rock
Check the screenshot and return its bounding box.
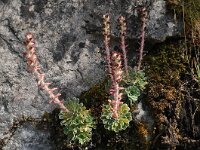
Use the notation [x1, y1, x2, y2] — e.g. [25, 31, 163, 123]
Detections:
[53, 33, 76, 62]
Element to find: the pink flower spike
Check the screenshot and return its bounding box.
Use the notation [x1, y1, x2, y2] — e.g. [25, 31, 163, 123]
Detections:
[44, 82, 51, 86]
[49, 88, 58, 93]
[119, 87, 124, 90]
[137, 7, 147, 71]
[33, 66, 40, 72]
[24, 32, 69, 113]
[60, 100, 64, 104]
[38, 73, 45, 80]
[106, 51, 124, 118]
[55, 93, 61, 99]
[49, 93, 55, 98]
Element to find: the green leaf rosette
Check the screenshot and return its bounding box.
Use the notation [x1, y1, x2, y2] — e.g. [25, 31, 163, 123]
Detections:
[59, 98, 96, 145]
[101, 104, 132, 132]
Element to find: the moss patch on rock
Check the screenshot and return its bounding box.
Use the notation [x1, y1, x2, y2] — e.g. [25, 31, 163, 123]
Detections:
[144, 39, 200, 149]
[166, 0, 200, 44]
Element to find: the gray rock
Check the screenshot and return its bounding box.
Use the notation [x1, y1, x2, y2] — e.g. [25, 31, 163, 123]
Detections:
[0, 0, 182, 149]
[2, 122, 54, 150]
[147, 0, 181, 41]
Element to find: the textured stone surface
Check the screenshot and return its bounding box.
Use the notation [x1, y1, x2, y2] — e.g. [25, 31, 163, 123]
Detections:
[2, 122, 54, 150]
[0, 0, 182, 149]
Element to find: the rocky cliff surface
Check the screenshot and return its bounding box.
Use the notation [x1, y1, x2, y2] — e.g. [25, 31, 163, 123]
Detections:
[0, 0, 184, 149]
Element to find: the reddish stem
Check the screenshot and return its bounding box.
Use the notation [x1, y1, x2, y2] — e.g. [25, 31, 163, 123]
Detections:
[109, 51, 123, 118]
[103, 15, 113, 82]
[137, 7, 147, 71]
[24, 33, 69, 112]
[119, 16, 128, 77]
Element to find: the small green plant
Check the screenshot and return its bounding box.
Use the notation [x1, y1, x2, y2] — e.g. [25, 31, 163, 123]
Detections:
[24, 33, 95, 145]
[101, 15, 132, 131]
[101, 104, 132, 132]
[99, 51, 132, 132]
[122, 69, 147, 106]
[124, 70, 147, 90]
[59, 98, 96, 145]
[125, 85, 140, 105]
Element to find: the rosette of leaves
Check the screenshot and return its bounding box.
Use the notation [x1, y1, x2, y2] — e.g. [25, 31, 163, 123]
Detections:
[123, 69, 147, 90]
[132, 71, 147, 90]
[125, 85, 140, 105]
[101, 103, 132, 132]
[59, 98, 96, 145]
[123, 70, 147, 105]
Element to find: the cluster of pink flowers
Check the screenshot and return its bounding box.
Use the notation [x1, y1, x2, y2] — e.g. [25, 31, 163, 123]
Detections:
[102, 15, 113, 82]
[137, 7, 147, 71]
[24, 33, 69, 112]
[108, 51, 124, 118]
[102, 8, 147, 118]
[118, 16, 128, 77]
[103, 15, 126, 118]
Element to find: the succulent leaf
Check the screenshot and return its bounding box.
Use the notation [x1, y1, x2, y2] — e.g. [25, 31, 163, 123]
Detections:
[101, 104, 132, 132]
[125, 85, 141, 103]
[59, 98, 96, 145]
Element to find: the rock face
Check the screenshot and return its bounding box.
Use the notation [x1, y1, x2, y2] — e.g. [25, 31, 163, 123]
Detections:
[2, 122, 54, 150]
[0, 0, 182, 149]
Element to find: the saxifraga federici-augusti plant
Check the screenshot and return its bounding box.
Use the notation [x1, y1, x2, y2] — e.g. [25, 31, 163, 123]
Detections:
[59, 98, 96, 145]
[101, 11, 148, 132]
[23, 10, 148, 144]
[101, 51, 132, 132]
[123, 7, 148, 106]
[101, 15, 132, 132]
[124, 70, 147, 105]
[24, 33, 69, 112]
[24, 33, 95, 145]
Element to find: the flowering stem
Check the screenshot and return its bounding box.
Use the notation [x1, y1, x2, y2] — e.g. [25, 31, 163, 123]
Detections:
[118, 16, 128, 77]
[137, 7, 147, 71]
[108, 51, 123, 118]
[103, 15, 113, 82]
[24, 33, 69, 112]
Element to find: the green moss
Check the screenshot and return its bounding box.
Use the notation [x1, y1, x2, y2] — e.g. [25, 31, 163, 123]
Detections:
[145, 40, 186, 101]
[144, 40, 187, 147]
[167, 0, 200, 82]
[79, 79, 109, 120]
